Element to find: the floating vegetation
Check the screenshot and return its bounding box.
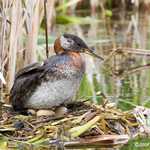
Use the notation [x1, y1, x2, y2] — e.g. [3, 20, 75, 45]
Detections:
[0, 99, 150, 149]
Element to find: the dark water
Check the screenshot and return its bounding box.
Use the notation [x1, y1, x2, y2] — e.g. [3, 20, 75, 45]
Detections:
[53, 10, 150, 150]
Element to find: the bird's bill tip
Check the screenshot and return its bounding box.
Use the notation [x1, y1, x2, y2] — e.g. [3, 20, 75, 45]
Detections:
[84, 48, 104, 60]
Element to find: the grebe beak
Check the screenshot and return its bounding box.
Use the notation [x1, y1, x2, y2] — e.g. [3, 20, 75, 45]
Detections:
[84, 48, 104, 60]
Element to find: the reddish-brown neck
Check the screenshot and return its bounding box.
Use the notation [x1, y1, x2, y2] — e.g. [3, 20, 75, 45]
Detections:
[54, 38, 85, 70]
[68, 51, 85, 71]
[54, 37, 65, 54]
[54, 38, 81, 55]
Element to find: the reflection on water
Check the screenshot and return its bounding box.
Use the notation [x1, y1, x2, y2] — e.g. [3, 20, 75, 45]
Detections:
[55, 10, 150, 150]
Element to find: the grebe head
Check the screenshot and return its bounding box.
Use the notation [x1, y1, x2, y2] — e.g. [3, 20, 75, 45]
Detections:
[54, 33, 104, 60]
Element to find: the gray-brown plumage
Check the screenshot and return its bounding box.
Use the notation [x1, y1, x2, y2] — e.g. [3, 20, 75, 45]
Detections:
[10, 33, 103, 114]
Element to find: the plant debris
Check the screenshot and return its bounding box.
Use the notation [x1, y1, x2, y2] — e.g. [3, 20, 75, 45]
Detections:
[0, 100, 150, 149]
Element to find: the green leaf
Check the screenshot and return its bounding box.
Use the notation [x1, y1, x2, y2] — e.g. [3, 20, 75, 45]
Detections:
[144, 100, 150, 108]
[56, 15, 100, 25]
[105, 10, 112, 17]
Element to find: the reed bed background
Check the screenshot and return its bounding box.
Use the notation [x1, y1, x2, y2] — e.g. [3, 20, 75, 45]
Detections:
[0, 0, 56, 103]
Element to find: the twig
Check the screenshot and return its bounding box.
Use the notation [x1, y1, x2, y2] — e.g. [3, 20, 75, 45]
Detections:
[44, 0, 49, 58]
[102, 48, 121, 63]
[64, 134, 129, 147]
[112, 47, 150, 56]
[112, 63, 150, 80]
[123, 63, 150, 76]
[103, 47, 150, 64]
[32, 116, 64, 125]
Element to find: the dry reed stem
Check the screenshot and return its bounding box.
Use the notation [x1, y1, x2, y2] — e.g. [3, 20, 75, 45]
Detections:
[8, 0, 21, 90]
[24, 0, 40, 65]
[47, 0, 55, 34]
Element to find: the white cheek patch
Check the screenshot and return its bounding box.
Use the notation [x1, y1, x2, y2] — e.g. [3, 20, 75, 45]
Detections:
[60, 36, 74, 50]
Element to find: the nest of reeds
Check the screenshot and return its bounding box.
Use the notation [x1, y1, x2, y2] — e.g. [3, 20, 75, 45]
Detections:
[0, 99, 150, 149]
